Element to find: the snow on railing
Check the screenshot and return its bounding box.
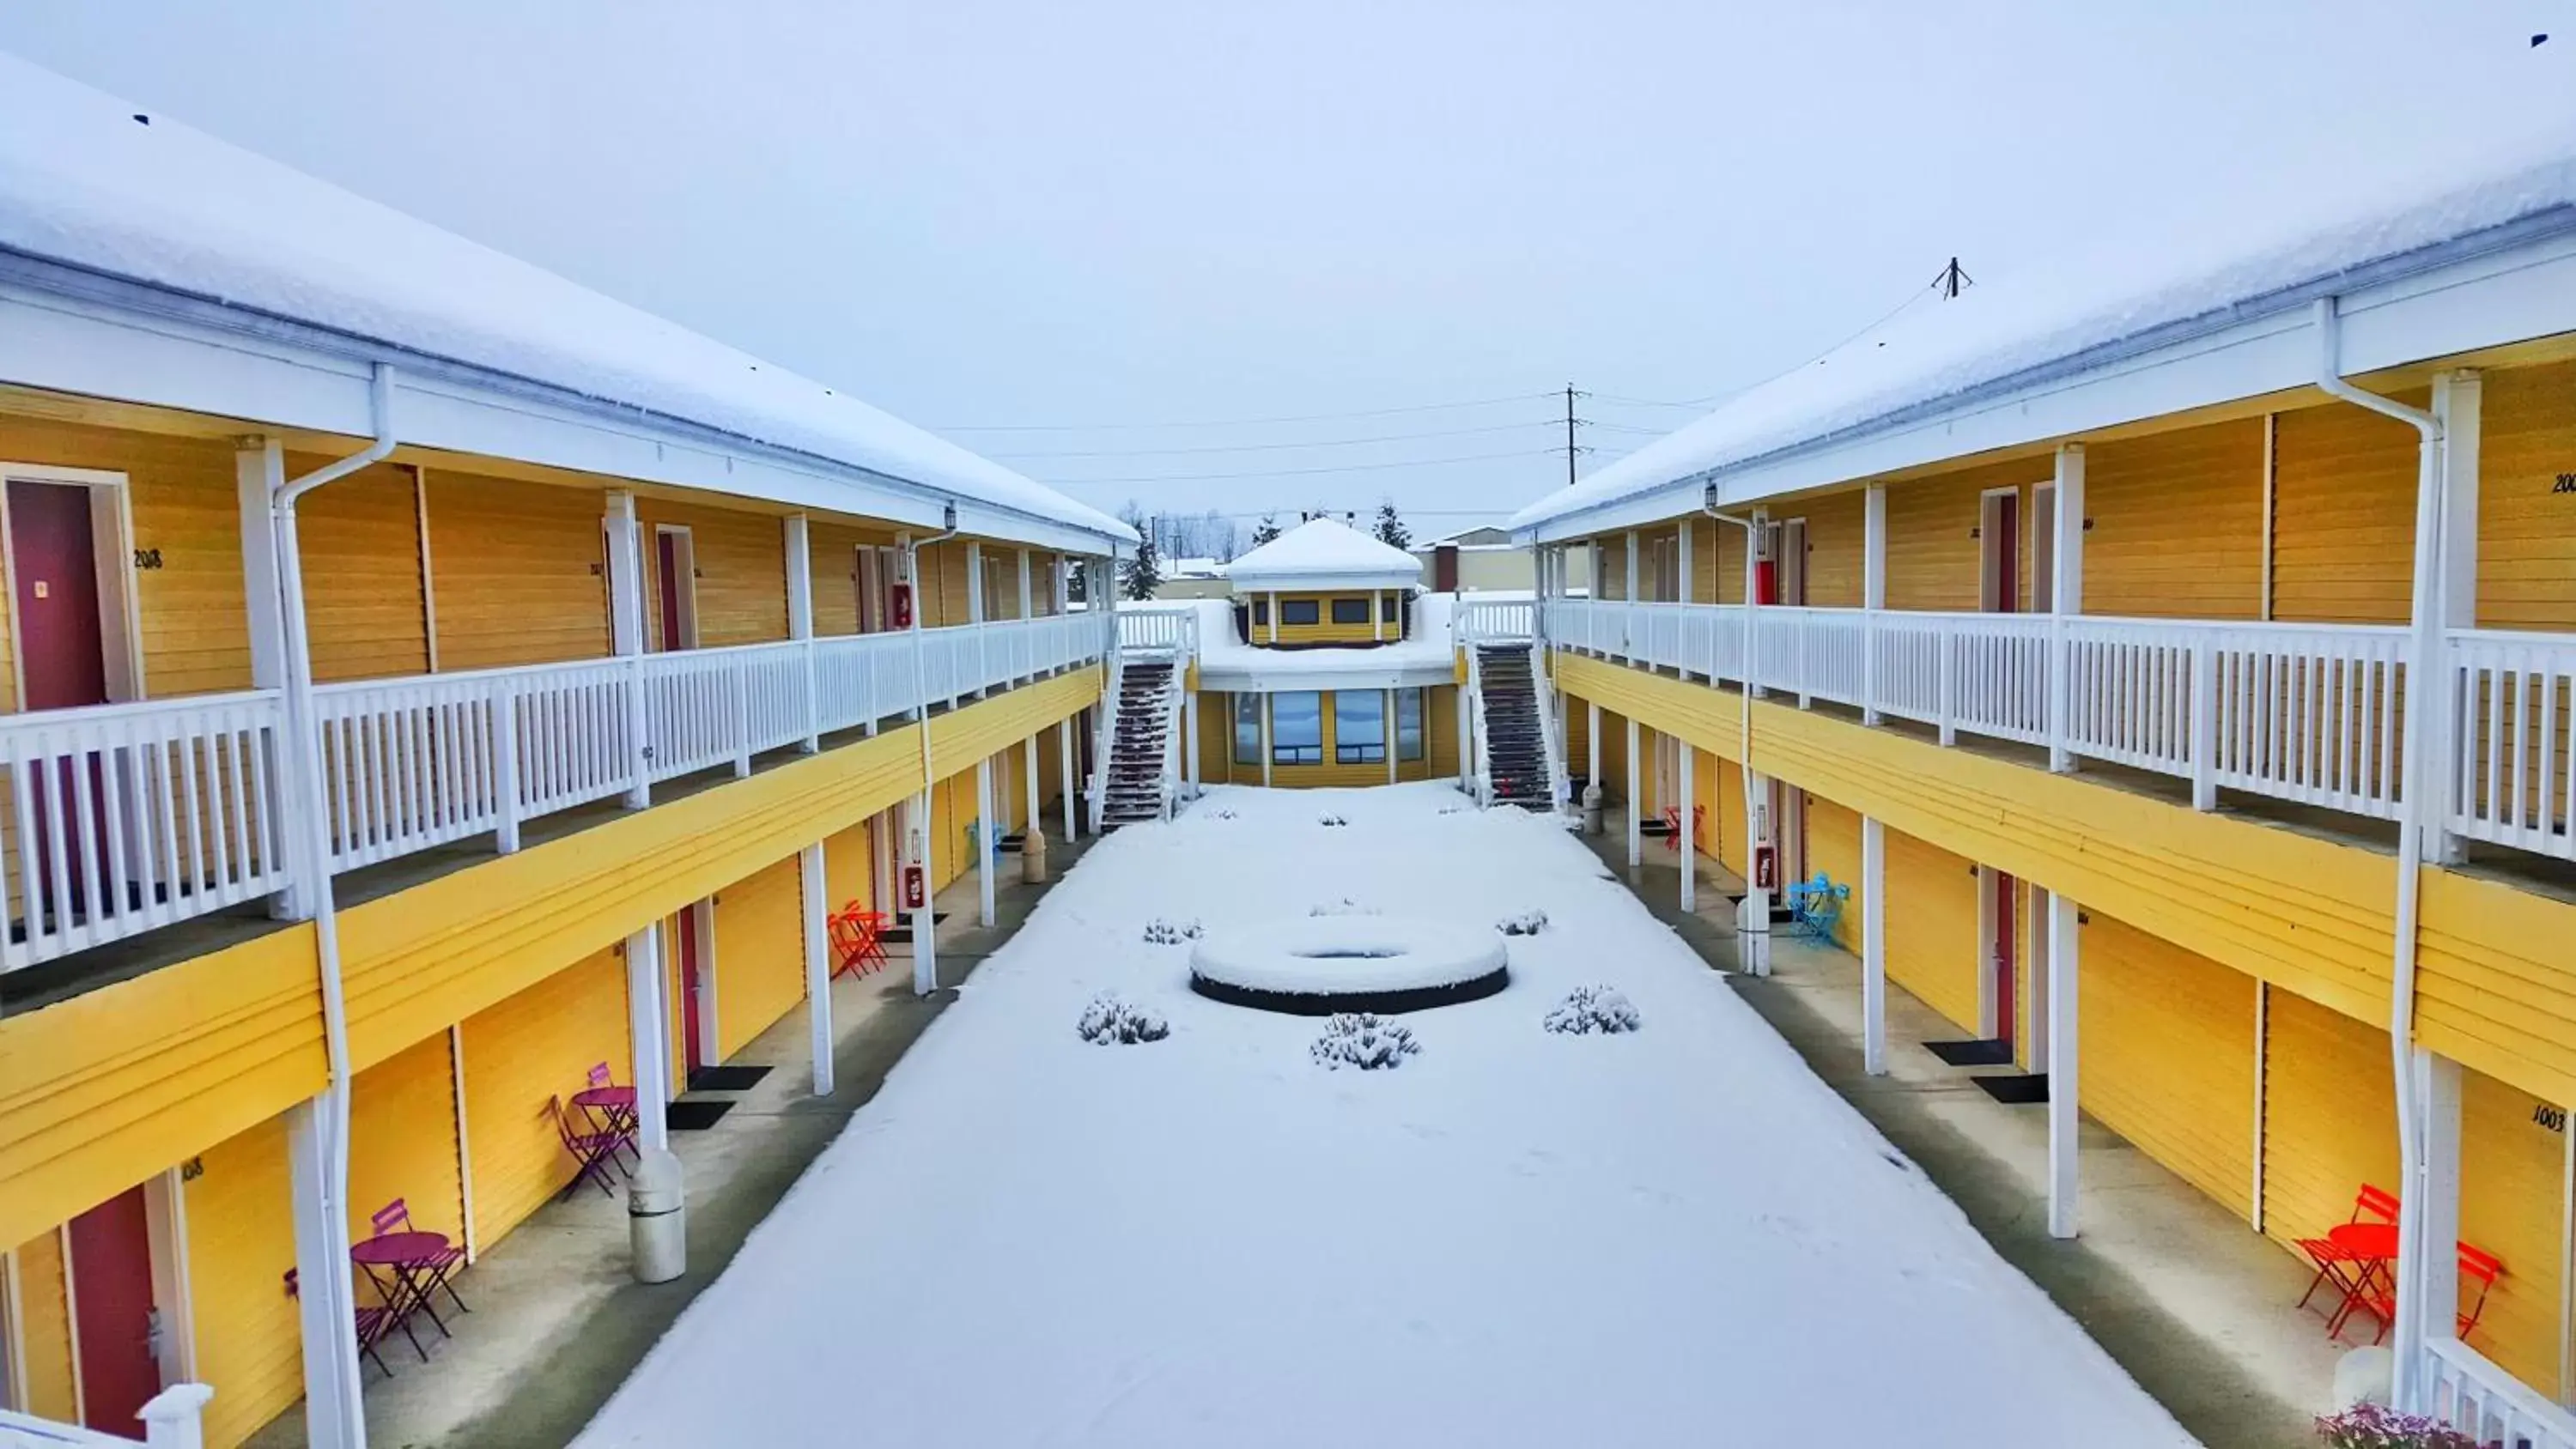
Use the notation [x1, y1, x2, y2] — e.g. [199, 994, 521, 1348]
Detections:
[2423, 1335, 2576, 1449]
[2446, 628, 2576, 862]
[2, 1383, 212, 1447]
[0, 612, 1107, 973]
[1464, 645, 1492, 806]
[1088, 648, 1123, 835]
[1529, 643, 1571, 809]
[1116, 607, 1199, 658]
[1457, 598, 1535, 643]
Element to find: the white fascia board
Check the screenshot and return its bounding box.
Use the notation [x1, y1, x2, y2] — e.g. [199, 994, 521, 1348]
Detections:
[1198, 660, 1456, 694]
[0, 268, 1123, 556]
[1226, 569, 1421, 593]
[1518, 226, 2576, 544]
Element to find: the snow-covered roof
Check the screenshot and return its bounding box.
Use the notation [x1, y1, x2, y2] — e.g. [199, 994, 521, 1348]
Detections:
[1513, 129, 2576, 536]
[0, 52, 1132, 548]
[1175, 594, 1458, 693]
[1223, 518, 1423, 592]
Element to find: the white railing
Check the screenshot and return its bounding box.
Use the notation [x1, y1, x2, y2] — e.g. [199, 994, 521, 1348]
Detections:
[1464, 644, 1492, 806]
[2446, 628, 2576, 863]
[1530, 643, 1571, 809]
[1458, 598, 1536, 643]
[1088, 649, 1123, 835]
[0, 612, 1107, 973]
[1116, 606, 1200, 658]
[1, 1383, 211, 1447]
[2423, 1336, 2576, 1449]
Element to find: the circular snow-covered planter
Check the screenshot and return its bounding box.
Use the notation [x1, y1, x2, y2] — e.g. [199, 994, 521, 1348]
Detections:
[1189, 916, 1509, 1016]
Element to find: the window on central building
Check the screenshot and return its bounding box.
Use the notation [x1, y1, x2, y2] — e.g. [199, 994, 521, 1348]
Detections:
[1280, 598, 1320, 626]
[1330, 597, 1370, 625]
[1271, 691, 1322, 764]
[1334, 690, 1385, 764]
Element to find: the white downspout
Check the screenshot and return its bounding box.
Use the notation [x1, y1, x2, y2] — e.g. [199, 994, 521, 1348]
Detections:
[2313, 295, 2445, 1404]
[1702, 488, 1768, 976]
[903, 506, 960, 996]
[273, 361, 398, 1446]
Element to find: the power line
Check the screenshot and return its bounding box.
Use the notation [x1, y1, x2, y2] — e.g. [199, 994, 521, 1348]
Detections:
[1036, 446, 1569, 486]
[987, 419, 1557, 460]
[940, 391, 1559, 433]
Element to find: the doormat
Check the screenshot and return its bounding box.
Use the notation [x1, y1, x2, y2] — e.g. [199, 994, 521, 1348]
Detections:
[878, 912, 949, 944]
[686, 1064, 772, 1093]
[665, 1099, 735, 1131]
[1971, 1072, 2050, 1105]
[1923, 1038, 2014, 1067]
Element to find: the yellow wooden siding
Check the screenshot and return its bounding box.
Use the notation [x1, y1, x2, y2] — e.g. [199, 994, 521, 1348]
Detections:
[2459, 1066, 2566, 1392]
[1713, 756, 1748, 876]
[1426, 685, 1461, 779]
[292, 458, 428, 683]
[424, 470, 608, 670]
[1884, 825, 1981, 1034]
[459, 946, 631, 1252]
[10, 1228, 76, 1422]
[805, 520, 896, 638]
[922, 539, 971, 628]
[714, 854, 807, 1063]
[1804, 795, 1862, 952]
[1199, 691, 1236, 785]
[1249, 591, 1400, 646]
[2082, 421, 2264, 619]
[2477, 359, 2576, 631]
[2271, 396, 2423, 625]
[1594, 537, 1625, 600]
[823, 821, 877, 915]
[1789, 488, 1867, 608]
[345, 1032, 463, 1246]
[638, 499, 788, 647]
[2080, 915, 2256, 1216]
[1883, 458, 2045, 611]
[182, 1113, 300, 1449]
[2260, 987, 2399, 1258]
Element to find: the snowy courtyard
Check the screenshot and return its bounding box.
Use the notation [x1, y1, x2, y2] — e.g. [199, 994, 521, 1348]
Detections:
[574, 784, 2196, 1448]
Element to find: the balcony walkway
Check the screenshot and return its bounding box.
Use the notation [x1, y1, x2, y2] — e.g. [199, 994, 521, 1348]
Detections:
[1579, 809, 2345, 1449]
[240, 837, 1097, 1449]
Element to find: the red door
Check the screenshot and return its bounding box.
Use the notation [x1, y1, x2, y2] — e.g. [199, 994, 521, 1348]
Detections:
[1993, 872, 2019, 1046]
[654, 530, 690, 652]
[69, 1186, 160, 1434]
[12, 481, 113, 919]
[677, 905, 706, 1075]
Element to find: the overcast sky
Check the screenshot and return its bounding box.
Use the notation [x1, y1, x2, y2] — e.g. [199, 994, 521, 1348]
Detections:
[6, 3, 2572, 544]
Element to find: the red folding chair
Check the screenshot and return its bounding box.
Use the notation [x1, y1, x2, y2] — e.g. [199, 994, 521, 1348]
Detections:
[2349, 1241, 2504, 1346]
[2294, 1183, 2399, 1325]
[369, 1197, 470, 1324]
[286, 1267, 395, 1377]
[829, 903, 890, 979]
[1658, 804, 1704, 852]
[552, 1094, 628, 1200]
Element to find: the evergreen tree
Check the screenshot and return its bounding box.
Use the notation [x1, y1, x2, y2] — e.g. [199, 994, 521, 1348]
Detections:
[1250, 514, 1282, 548]
[1372, 500, 1412, 550]
[1120, 534, 1163, 600]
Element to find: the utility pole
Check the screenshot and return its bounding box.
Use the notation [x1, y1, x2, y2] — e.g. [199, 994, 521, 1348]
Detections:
[1564, 383, 1584, 487]
[1939, 256, 1972, 299]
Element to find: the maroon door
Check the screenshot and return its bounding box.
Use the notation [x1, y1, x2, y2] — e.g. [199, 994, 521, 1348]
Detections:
[654, 530, 689, 652]
[1993, 872, 2019, 1046]
[677, 905, 706, 1074]
[69, 1186, 160, 1434]
[10, 481, 108, 711]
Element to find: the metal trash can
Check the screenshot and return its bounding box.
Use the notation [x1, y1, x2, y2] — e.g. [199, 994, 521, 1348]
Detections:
[629, 1148, 686, 1284]
[1021, 824, 1049, 885]
[1581, 783, 1604, 836]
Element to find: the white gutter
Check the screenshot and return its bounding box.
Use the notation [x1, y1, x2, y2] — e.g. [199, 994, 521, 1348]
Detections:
[1701, 488, 1770, 976]
[272, 360, 397, 1447]
[2312, 295, 2445, 1402]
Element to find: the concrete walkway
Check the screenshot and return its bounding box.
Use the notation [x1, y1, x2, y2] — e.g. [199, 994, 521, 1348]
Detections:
[247, 830, 1098, 1449]
[1577, 811, 2342, 1449]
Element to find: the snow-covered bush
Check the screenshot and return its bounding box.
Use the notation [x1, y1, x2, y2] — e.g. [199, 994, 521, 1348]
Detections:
[2314, 1404, 2477, 1449]
[1496, 908, 1548, 937]
[1077, 993, 1170, 1046]
[1310, 1013, 1420, 1070]
[1317, 812, 1348, 828]
[1309, 898, 1380, 918]
[1142, 917, 1204, 945]
[1209, 809, 1238, 821]
[1544, 985, 1640, 1035]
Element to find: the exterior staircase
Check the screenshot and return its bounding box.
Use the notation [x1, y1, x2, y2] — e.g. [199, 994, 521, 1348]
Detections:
[1474, 646, 1551, 810]
[1101, 659, 1177, 829]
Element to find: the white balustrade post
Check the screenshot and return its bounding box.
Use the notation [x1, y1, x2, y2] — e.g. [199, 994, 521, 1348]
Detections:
[1018, 548, 1035, 682]
[731, 664, 754, 778]
[2047, 889, 2081, 1239]
[1862, 815, 1886, 1074]
[1676, 520, 1695, 682]
[1624, 531, 1641, 657]
[975, 756, 997, 927]
[1678, 742, 1697, 912]
[2049, 444, 2086, 773]
[799, 841, 835, 1096]
[967, 542, 987, 697]
[1863, 482, 1886, 726]
[605, 490, 653, 808]
[492, 687, 522, 853]
[786, 514, 820, 753]
[286, 1094, 366, 1449]
[2190, 634, 2220, 809]
[1936, 632, 1958, 747]
[138, 1384, 215, 1449]
[1626, 718, 1643, 869]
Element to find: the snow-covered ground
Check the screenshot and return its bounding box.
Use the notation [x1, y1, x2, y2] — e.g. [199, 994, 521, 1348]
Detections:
[574, 784, 2196, 1448]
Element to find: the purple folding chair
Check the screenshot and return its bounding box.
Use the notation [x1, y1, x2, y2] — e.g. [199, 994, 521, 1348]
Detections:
[586, 1062, 641, 1168]
[286, 1266, 395, 1376]
[552, 1093, 627, 1200]
[369, 1197, 471, 1329]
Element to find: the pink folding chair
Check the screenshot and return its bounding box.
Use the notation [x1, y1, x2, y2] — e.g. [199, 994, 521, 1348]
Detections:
[581, 1062, 641, 1168]
[369, 1197, 470, 1325]
[552, 1094, 627, 1200]
[286, 1267, 394, 1377]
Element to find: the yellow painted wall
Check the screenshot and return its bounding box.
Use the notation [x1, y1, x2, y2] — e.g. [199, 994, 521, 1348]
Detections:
[638, 498, 788, 647]
[1246, 591, 1403, 646]
[10, 1228, 76, 1422]
[345, 1032, 463, 1246]
[1882, 458, 2047, 611]
[1885, 825, 1981, 1034]
[2478, 358, 2576, 631]
[424, 470, 609, 670]
[2459, 1066, 2567, 1391]
[714, 853, 807, 1063]
[1426, 684, 1461, 780]
[459, 946, 631, 1252]
[289, 458, 428, 683]
[2081, 914, 2257, 1217]
[822, 820, 878, 916]
[183, 1113, 300, 1449]
[1804, 794, 1863, 952]
[2261, 986, 2399, 1258]
[1785, 488, 1867, 608]
[2271, 396, 2422, 625]
[2083, 420, 2264, 619]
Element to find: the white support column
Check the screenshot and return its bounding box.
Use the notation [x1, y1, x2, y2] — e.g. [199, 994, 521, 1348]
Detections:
[2048, 445, 2087, 773]
[1267, 591, 1279, 645]
[2428, 372, 2482, 866]
[871, 812, 893, 925]
[606, 490, 652, 808]
[975, 755, 996, 927]
[2046, 889, 2081, 1239]
[1184, 689, 1201, 794]
[1624, 531, 1641, 655]
[286, 1095, 365, 1449]
[1385, 687, 1398, 784]
[2395, 1048, 2464, 1403]
[1024, 734, 1042, 834]
[799, 842, 833, 1096]
[1060, 717, 1078, 840]
[1372, 588, 1383, 642]
[1862, 815, 1886, 1074]
[1018, 548, 1034, 673]
[1455, 678, 1473, 790]
[237, 438, 302, 917]
[908, 796, 939, 995]
[1863, 482, 1886, 724]
[1625, 718, 1643, 868]
[625, 926, 671, 1152]
[1261, 694, 1274, 787]
[1586, 701, 1601, 791]
[965, 542, 987, 698]
[1678, 743, 1697, 912]
[1676, 520, 1694, 680]
[785, 514, 819, 753]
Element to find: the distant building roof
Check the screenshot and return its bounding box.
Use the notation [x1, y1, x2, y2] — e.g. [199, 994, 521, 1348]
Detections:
[1417, 524, 1514, 549]
[1224, 517, 1422, 592]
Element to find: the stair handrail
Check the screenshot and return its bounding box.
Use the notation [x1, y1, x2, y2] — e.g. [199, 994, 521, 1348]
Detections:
[1529, 641, 1572, 812]
[1159, 671, 1186, 821]
[1088, 649, 1122, 834]
[1465, 645, 1492, 807]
